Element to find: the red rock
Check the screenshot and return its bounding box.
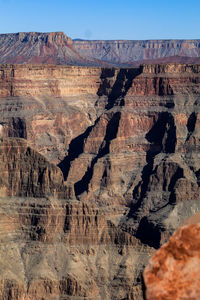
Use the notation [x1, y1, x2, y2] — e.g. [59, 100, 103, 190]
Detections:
[1, 62, 200, 299]
[144, 223, 200, 300]
[1, 32, 200, 66]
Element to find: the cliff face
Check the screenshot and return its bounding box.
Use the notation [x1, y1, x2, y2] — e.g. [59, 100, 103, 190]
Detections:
[0, 32, 106, 66]
[0, 138, 66, 198]
[0, 63, 200, 299]
[0, 64, 102, 162]
[73, 39, 200, 65]
[1, 32, 200, 66]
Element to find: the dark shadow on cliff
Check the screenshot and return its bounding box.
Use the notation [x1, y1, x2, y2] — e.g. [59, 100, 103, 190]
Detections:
[58, 118, 100, 180]
[127, 112, 177, 248]
[186, 112, 197, 141]
[97, 66, 143, 109]
[8, 117, 27, 139]
[58, 67, 142, 193]
[74, 112, 121, 196]
[129, 112, 177, 215]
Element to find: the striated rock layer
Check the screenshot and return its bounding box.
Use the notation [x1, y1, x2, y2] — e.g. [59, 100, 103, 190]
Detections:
[73, 39, 200, 65]
[0, 32, 106, 66]
[144, 222, 200, 300]
[0, 63, 200, 299]
[1, 32, 200, 66]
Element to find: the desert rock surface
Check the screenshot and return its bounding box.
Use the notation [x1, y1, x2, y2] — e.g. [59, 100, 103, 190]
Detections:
[1, 32, 200, 66]
[144, 222, 200, 300]
[0, 63, 200, 299]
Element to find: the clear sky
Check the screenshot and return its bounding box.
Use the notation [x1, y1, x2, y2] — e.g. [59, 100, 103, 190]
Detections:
[0, 0, 200, 40]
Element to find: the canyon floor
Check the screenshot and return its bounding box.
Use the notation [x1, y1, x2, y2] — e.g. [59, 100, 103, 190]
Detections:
[0, 63, 200, 299]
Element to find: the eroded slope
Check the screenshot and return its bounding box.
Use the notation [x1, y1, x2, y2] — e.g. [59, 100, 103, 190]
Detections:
[0, 63, 200, 299]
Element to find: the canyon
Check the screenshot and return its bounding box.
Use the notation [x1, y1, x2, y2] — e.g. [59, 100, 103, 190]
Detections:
[0, 61, 200, 299]
[0, 32, 200, 66]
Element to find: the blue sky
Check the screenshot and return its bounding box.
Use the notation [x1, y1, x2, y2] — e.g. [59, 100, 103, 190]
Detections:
[0, 0, 200, 40]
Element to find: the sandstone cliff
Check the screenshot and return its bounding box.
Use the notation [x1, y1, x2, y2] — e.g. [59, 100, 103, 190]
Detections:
[73, 39, 200, 65]
[0, 63, 200, 299]
[1, 32, 200, 66]
[0, 32, 106, 66]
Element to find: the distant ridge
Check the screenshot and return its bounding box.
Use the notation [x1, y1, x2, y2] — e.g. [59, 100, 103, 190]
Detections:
[0, 32, 200, 66]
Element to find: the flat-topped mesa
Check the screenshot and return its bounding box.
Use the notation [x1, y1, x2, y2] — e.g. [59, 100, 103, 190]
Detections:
[0, 32, 100, 65]
[73, 39, 200, 65]
[16, 31, 73, 45]
[1, 32, 200, 66]
[7, 31, 71, 43]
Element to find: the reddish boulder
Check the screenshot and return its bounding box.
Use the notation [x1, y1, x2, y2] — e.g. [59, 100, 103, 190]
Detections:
[144, 223, 200, 300]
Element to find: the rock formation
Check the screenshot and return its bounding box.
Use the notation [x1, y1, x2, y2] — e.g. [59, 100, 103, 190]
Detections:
[144, 222, 200, 300]
[73, 39, 200, 65]
[1, 32, 200, 66]
[0, 63, 200, 299]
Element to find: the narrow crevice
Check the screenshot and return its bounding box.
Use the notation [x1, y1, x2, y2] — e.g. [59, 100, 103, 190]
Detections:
[186, 112, 197, 141]
[153, 77, 174, 96]
[74, 112, 121, 196]
[58, 118, 100, 180]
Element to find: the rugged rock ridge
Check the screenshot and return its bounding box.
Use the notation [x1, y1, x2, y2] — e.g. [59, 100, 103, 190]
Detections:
[1, 32, 200, 66]
[0, 32, 106, 66]
[0, 195, 152, 300]
[0, 64, 102, 163]
[73, 39, 200, 65]
[0, 138, 66, 198]
[0, 63, 200, 299]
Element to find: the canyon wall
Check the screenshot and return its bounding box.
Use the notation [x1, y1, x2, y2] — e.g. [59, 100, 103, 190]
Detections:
[0, 63, 200, 299]
[73, 39, 200, 65]
[1, 32, 200, 66]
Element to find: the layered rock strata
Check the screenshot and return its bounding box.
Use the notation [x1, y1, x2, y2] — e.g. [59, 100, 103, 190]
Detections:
[0, 32, 105, 66]
[1, 32, 200, 66]
[0, 63, 200, 299]
[73, 39, 200, 65]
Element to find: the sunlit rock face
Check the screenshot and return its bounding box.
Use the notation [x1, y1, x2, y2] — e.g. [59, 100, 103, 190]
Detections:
[0, 63, 200, 299]
[1, 32, 200, 66]
[144, 222, 200, 300]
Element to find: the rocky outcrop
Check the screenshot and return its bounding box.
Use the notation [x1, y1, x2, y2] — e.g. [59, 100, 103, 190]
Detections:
[0, 138, 66, 198]
[144, 222, 200, 300]
[0, 195, 154, 300]
[1, 32, 200, 66]
[0, 63, 200, 299]
[73, 39, 200, 65]
[0, 64, 102, 163]
[0, 32, 106, 66]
